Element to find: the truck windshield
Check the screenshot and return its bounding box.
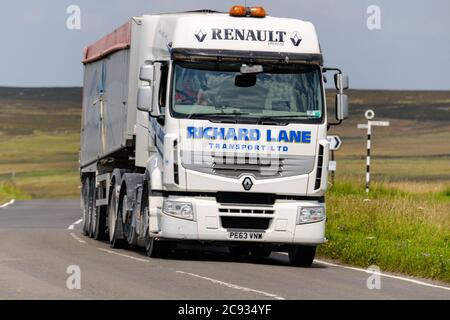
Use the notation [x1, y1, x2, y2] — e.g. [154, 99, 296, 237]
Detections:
[171, 62, 324, 123]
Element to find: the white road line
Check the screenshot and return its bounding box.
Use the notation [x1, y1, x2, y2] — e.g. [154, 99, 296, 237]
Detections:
[69, 232, 86, 244]
[176, 270, 285, 300]
[67, 218, 83, 230]
[0, 199, 15, 209]
[278, 252, 449, 291]
[98, 248, 149, 263]
[313, 258, 450, 291]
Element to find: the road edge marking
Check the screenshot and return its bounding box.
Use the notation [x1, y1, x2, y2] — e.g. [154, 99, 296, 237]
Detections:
[69, 232, 86, 244]
[67, 219, 83, 230]
[314, 258, 450, 291]
[98, 248, 149, 263]
[176, 270, 285, 300]
[277, 253, 450, 291]
[0, 199, 15, 209]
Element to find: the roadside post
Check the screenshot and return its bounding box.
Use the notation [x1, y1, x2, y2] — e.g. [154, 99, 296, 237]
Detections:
[357, 109, 390, 193]
[327, 135, 342, 185]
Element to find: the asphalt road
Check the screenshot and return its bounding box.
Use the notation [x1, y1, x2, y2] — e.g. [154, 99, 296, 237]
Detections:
[0, 199, 448, 300]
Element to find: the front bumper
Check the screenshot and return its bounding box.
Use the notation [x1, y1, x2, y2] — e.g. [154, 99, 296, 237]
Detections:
[156, 196, 326, 245]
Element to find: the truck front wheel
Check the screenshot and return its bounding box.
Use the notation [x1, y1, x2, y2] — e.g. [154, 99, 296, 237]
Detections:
[141, 183, 171, 258]
[145, 236, 171, 258]
[288, 245, 316, 267]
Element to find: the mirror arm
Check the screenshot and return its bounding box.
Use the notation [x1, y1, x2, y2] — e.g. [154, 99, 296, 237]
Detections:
[323, 67, 342, 74]
[323, 67, 345, 94]
[153, 114, 165, 125]
[327, 120, 342, 129]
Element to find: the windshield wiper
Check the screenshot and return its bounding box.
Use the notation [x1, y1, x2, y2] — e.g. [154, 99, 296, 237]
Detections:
[256, 115, 319, 124]
[188, 112, 249, 119]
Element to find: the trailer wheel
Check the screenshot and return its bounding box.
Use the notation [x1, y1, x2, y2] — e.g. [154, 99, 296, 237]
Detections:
[108, 188, 125, 248]
[288, 245, 316, 267]
[91, 183, 106, 240]
[88, 178, 96, 238]
[92, 205, 106, 240]
[81, 178, 92, 236]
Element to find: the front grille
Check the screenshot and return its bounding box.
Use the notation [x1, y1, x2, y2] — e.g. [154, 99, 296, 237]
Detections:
[182, 152, 314, 179]
[221, 217, 271, 230]
[213, 155, 282, 178]
[219, 208, 274, 214]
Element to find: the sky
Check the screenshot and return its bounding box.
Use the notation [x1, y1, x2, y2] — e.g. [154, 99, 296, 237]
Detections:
[0, 0, 449, 90]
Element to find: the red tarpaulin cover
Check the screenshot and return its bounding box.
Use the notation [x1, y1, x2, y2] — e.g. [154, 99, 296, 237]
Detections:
[83, 21, 132, 64]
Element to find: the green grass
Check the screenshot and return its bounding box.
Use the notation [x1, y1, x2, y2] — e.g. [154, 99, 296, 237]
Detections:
[9, 170, 80, 199]
[0, 132, 80, 201]
[319, 181, 450, 282]
[0, 181, 31, 203]
[0, 132, 79, 164]
[0, 88, 81, 202]
[442, 186, 450, 198]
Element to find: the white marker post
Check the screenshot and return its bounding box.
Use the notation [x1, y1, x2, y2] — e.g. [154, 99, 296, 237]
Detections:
[327, 135, 343, 185]
[357, 110, 390, 193]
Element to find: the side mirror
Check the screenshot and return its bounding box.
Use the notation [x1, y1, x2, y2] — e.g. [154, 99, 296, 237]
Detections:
[137, 86, 153, 112]
[334, 74, 349, 91]
[139, 64, 154, 82]
[137, 64, 160, 116]
[336, 94, 349, 120]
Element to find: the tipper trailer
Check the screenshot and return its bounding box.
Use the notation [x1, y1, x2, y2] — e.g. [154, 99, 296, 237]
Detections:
[79, 6, 349, 266]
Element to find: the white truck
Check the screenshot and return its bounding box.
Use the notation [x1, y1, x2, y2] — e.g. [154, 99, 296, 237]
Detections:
[79, 6, 349, 267]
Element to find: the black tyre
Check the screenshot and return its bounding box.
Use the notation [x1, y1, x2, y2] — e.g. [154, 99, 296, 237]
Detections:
[88, 178, 96, 238]
[81, 178, 92, 236]
[91, 182, 106, 240]
[250, 247, 272, 258]
[288, 245, 316, 267]
[92, 205, 106, 240]
[120, 190, 137, 246]
[144, 236, 171, 258]
[141, 183, 170, 257]
[108, 188, 126, 248]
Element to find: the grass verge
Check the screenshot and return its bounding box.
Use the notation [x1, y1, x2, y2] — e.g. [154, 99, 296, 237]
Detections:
[318, 180, 450, 283]
[0, 181, 31, 204]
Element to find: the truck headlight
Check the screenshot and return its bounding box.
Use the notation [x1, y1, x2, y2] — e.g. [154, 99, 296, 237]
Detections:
[163, 200, 195, 221]
[297, 206, 325, 224]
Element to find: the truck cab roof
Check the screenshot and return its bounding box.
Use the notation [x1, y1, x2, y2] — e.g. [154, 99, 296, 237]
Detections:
[84, 10, 321, 65]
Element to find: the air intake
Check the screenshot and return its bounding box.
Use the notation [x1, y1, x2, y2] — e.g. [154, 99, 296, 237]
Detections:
[173, 140, 179, 185]
[221, 217, 271, 230]
[314, 145, 324, 190]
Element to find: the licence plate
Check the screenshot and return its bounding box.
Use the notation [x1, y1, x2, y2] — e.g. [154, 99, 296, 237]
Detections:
[227, 231, 264, 241]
